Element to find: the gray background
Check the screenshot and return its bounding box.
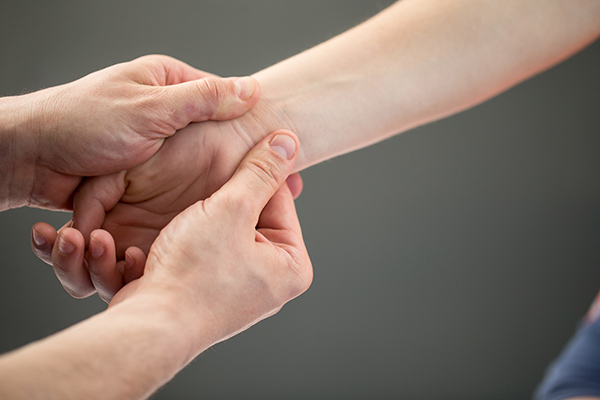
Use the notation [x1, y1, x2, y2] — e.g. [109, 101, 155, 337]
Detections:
[1, 1, 599, 399]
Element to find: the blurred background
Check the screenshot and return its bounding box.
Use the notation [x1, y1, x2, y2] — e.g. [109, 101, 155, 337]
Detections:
[1, 1, 599, 399]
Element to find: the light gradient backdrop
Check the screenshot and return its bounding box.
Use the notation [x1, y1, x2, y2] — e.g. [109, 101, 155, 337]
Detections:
[1, 1, 599, 399]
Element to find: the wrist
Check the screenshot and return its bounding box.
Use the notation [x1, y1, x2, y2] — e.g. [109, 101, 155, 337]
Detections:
[232, 87, 302, 166]
[110, 281, 215, 363]
[0, 94, 39, 210]
[252, 64, 377, 172]
[250, 75, 316, 171]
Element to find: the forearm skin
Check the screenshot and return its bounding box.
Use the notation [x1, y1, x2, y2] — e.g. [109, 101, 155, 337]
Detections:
[252, 0, 600, 171]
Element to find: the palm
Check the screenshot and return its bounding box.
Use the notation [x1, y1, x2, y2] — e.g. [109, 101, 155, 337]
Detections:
[74, 119, 256, 258]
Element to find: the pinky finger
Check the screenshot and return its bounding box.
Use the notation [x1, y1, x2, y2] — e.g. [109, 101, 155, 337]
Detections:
[123, 247, 147, 285]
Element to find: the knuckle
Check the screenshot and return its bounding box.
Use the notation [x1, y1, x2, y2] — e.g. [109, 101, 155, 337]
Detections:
[131, 54, 155, 65]
[131, 54, 172, 71]
[246, 156, 285, 192]
[135, 54, 169, 63]
[285, 251, 313, 298]
[217, 192, 244, 215]
[292, 261, 314, 296]
[135, 89, 180, 135]
[213, 187, 258, 223]
[273, 253, 313, 302]
[196, 78, 221, 107]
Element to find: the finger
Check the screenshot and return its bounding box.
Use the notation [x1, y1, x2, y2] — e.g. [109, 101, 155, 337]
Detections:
[123, 247, 147, 285]
[72, 172, 127, 247]
[31, 222, 59, 265]
[257, 177, 313, 297]
[286, 173, 304, 200]
[216, 130, 299, 221]
[87, 230, 123, 303]
[256, 177, 303, 236]
[51, 228, 96, 298]
[32, 219, 74, 265]
[159, 75, 260, 126]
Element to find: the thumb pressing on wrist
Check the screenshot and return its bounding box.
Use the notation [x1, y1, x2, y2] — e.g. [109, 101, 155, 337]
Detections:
[159, 76, 260, 128]
[215, 130, 299, 221]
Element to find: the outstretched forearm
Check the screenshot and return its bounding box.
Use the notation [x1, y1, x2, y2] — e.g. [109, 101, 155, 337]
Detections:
[26, 0, 600, 307]
[0, 292, 202, 400]
[250, 0, 600, 170]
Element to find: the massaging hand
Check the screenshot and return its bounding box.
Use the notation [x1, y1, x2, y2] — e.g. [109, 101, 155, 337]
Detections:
[31, 103, 298, 301]
[16, 54, 259, 211]
[109, 131, 312, 348]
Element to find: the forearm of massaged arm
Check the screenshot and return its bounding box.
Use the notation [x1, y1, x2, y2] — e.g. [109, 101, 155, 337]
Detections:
[251, 0, 600, 170]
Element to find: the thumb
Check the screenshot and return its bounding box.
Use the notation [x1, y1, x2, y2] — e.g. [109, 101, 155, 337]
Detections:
[216, 130, 299, 220]
[160, 76, 260, 126]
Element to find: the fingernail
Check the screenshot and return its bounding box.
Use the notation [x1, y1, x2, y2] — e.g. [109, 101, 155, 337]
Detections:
[124, 251, 134, 270]
[90, 237, 104, 259]
[234, 77, 256, 100]
[32, 228, 47, 247]
[58, 235, 75, 255]
[270, 134, 296, 160]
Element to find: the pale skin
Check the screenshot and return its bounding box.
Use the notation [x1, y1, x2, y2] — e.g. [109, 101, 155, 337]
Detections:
[34, 0, 600, 300]
[0, 54, 261, 212]
[0, 54, 317, 399]
[0, 131, 312, 400]
[16, 0, 600, 398]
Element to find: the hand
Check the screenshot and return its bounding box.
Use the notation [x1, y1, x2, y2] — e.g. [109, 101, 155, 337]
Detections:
[32, 98, 297, 301]
[9, 54, 260, 211]
[0, 133, 311, 400]
[105, 130, 312, 351]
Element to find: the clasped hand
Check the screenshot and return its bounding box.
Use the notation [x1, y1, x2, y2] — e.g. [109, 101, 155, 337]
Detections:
[27, 55, 310, 325]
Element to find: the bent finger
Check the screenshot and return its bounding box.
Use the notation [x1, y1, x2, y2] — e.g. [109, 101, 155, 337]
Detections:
[72, 172, 126, 247]
[257, 181, 305, 248]
[51, 228, 96, 299]
[257, 182, 301, 231]
[31, 222, 59, 265]
[87, 230, 123, 303]
[123, 247, 147, 285]
[259, 183, 313, 297]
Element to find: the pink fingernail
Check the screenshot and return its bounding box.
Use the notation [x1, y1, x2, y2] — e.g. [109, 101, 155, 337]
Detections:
[90, 237, 105, 259]
[32, 229, 47, 247]
[124, 251, 134, 269]
[58, 235, 75, 255]
[270, 134, 296, 160]
[234, 77, 256, 100]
